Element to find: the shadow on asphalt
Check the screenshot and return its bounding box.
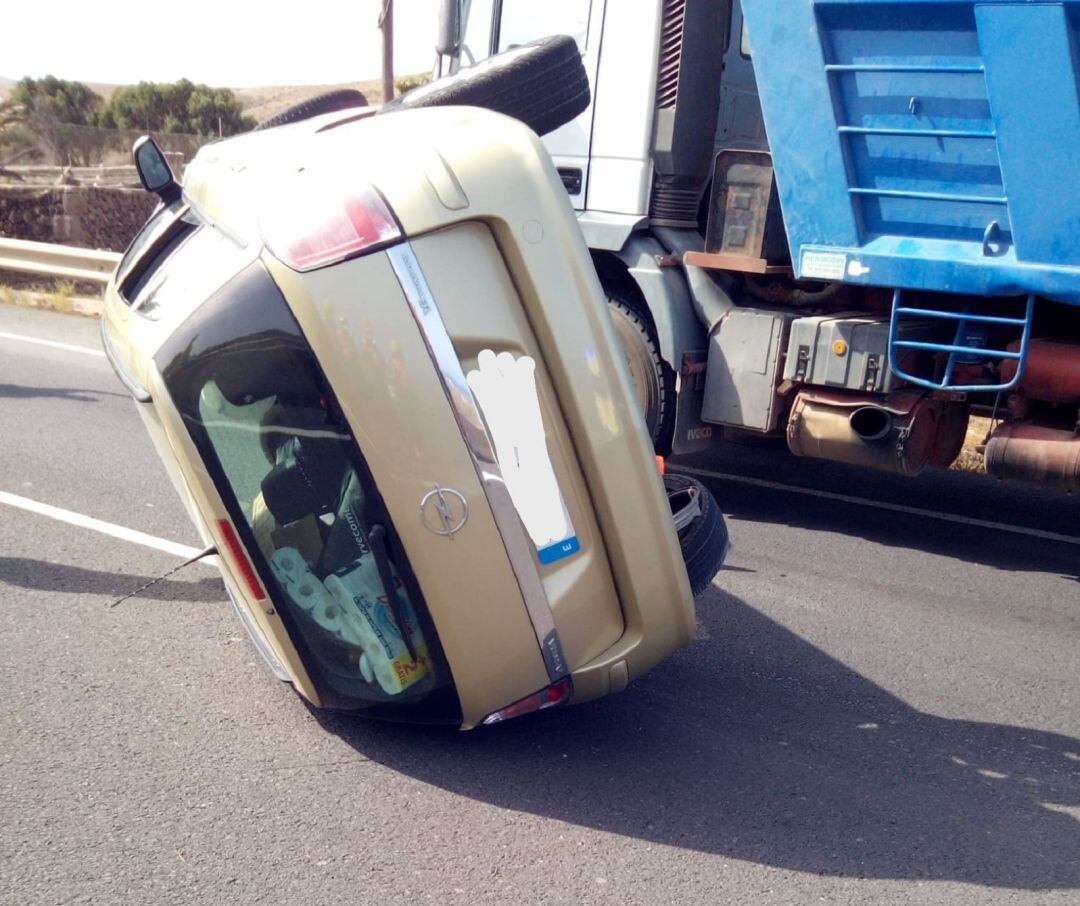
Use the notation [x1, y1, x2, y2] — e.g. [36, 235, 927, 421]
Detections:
[317, 588, 1080, 891]
[0, 556, 226, 604]
[0, 383, 126, 403]
[673, 443, 1080, 578]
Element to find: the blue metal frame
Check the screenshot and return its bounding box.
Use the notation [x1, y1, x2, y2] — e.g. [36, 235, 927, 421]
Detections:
[887, 291, 1034, 392]
[740, 0, 1080, 307]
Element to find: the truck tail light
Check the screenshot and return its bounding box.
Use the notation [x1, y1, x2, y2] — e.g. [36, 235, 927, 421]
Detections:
[481, 678, 573, 725]
[215, 519, 267, 602]
[261, 180, 400, 272]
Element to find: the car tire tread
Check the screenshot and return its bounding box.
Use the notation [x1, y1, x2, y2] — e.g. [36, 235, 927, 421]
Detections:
[378, 34, 590, 137]
[665, 473, 729, 598]
[256, 89, 368, 131]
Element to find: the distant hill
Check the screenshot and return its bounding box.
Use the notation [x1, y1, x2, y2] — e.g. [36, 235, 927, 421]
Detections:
[84, 82, 121, 104]
[234, 79, 386, 123]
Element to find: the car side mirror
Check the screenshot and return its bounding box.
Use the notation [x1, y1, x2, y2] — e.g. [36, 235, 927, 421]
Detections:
[133, 135, 180, 203]
[436, 0, 461, 57]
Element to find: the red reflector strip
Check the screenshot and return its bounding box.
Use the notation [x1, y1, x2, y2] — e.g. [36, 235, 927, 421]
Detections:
[481, 678, 573, 726]
[215, 519, 266, 601]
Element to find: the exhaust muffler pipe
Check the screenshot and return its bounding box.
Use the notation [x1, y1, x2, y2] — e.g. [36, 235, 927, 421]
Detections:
[849, 405, 894, 442]
[985, 423, 1080, 492]
[1000, 339, 1080, 404]
[787, 390, 968, 477]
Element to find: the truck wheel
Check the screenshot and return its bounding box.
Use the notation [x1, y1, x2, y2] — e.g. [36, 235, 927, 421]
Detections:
[665, 474, 729, 598]
[255, 89, 368, 131]
[378, 34, 590, 137]
[607, 296, 674, 451]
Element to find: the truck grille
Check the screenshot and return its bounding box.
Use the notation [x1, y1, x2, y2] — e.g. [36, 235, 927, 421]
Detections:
[655, 0, 686, 109]
[649, 183, 700, 226]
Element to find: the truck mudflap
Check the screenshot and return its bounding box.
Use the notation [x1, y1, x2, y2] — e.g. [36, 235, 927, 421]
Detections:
[741, 0, 1080, 307]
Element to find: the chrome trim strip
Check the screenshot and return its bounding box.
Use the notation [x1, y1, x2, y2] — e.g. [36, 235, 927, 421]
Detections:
[225, 585, 290, 682]
[386, 242, 568, 682]
[100, 318, 152, 403]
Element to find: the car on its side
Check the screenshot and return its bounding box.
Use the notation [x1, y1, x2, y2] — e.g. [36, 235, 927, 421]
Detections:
[102, 39, 727, 728]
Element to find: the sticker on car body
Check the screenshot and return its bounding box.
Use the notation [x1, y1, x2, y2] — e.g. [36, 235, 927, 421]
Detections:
[467, 349, 580, 565]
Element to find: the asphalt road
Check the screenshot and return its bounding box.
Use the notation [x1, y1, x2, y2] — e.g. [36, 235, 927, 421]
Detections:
[1, 304, 1078, 905]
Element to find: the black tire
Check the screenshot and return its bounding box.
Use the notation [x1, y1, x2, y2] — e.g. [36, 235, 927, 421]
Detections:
[606, 295, 675, 452]
[255, 89, 368, 131]
[378, 34, 590, 136]
[664, 474, 729, 598]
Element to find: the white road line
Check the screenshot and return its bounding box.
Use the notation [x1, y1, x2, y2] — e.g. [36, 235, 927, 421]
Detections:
[0, 491, 206, 560]
[0, 330, 106, 358]
[675, 465, 1080, 547]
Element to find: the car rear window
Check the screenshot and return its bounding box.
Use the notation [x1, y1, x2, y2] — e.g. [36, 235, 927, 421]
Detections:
[117, 200, 184, 282]
[156, 262, 460, 722]
[121, 209, 248, 320]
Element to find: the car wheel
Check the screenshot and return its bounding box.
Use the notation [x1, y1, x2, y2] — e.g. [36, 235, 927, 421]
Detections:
[665, 473, 729, 598]
[255, 89, 368, 131]
[607, 295, 674, 451]
[378, 34, 590, 137]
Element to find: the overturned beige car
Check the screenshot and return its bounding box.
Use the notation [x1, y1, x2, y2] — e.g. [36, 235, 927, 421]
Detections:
[101, 39, 727, 728]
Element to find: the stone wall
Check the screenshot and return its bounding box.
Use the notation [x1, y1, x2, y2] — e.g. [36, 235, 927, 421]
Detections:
[0, 189, 63, 245]
[0, 186, 157, 252]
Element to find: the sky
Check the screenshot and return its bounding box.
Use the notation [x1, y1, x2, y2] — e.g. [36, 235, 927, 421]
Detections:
[2, 0, 442, 87]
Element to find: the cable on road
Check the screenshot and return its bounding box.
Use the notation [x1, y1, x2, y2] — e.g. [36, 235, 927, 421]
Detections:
[109, 544, 219, 608]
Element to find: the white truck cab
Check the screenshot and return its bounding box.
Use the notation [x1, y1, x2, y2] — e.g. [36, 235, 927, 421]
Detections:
[446, 0, 655, 223]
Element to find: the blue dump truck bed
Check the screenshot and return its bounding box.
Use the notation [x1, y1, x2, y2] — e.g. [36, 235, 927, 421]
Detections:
[740, 0, 1080, 306]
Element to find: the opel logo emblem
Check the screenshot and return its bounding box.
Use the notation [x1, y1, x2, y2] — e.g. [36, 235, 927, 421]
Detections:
[420, 487, 469, 538]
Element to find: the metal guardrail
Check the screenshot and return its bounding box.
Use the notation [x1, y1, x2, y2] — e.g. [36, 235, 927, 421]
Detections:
[0, 238, 120, 285]
[0, 165, 142, 188]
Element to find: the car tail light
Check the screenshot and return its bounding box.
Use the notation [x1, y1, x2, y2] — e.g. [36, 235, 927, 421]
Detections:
[481, 678, 573, 725]
[261, 178, 400, 272]
[216, 519, 266, 601]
